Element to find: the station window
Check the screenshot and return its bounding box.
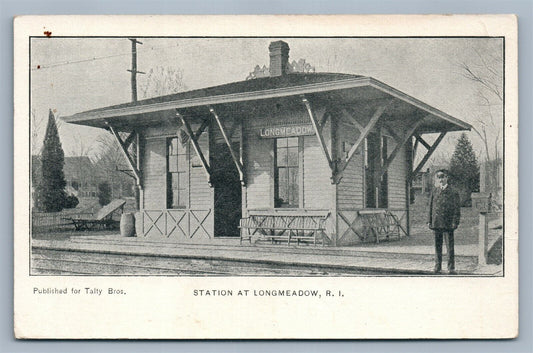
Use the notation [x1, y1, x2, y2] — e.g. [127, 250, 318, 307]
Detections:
[167, 137, 188, 208]
[274, 137, 299, 208]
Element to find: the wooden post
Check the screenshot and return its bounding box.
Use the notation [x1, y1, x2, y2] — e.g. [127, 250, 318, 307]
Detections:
[405, 136, 413, 237]
[239, 118, 248, 218]
[478, 212, 489, 265]
[331, 110, 338, 246]
[136, 132, 144, 210]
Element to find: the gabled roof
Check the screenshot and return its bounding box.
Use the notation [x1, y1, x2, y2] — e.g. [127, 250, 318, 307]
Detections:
[69, 73, 361, 116]
[64, 72, 471, 134]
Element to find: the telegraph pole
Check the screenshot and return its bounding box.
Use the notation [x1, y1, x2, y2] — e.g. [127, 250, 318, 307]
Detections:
[126, 38, 145, 210]
[127, 38, 145, 102]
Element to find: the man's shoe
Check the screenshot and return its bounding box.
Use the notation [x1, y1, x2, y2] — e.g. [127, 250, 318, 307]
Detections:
[434, 269, 442, 274]
[448, 270, 457, 275]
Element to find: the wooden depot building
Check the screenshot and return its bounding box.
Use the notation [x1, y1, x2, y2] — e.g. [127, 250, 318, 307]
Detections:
[64, 41, 471, 246]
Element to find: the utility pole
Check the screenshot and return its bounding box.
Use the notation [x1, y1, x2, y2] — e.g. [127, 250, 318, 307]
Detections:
[127, 38, 145, 102]
[126, 38, 145, 210]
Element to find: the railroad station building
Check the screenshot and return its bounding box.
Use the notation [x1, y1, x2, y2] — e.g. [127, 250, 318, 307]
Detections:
[64, 40, 471, 246]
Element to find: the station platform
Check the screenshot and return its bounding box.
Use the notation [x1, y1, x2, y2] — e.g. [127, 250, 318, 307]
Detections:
[31, 231, 503, 276]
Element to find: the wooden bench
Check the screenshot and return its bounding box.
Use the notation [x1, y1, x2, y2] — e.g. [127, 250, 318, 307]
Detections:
[239, 211, 329, 246]
[358, 209, 407, 243]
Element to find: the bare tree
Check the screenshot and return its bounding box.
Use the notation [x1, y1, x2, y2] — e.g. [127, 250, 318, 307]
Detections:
[456, 44, 503, 201]
[69, 130, 94, 159]
[93, 133, 136, 198]
[457, 46, 503, 163]
[139, 66, 187, 99]
[31, 109, 42, 155]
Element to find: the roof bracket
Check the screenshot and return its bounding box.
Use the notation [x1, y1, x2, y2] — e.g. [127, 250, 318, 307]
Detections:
[409, 131, 447, 182]
[176, 111, 213, 187]
[122, 131, 137, 151]
[194, 119, 210, 140]
[209, 106, 246, 186]
[341, 108, 364, 132]
[301, 95, 336, 181]
[334, 100, 392, 183]
[105, 121, 141, 185]
[414, 133, 431, 150]
[380, 119, 424, 177]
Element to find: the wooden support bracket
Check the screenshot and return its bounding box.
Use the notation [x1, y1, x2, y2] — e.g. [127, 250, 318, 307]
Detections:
[301, 95, 335, 178]
[194, 119, 210, 140]
[382, 124, 401, 143]
[409, 132, 447, 181]
[318, 110, 330, 133]
[176, 111, 213, 187]
[122, 131, 137, 150]
[414, 133, 431, 150]
[105, 122, 141, 185]
[380, 119, 424, 177]
[341, 108, 364, 132]
[209, 106, 246, 186]
[335, 100, 392, 182]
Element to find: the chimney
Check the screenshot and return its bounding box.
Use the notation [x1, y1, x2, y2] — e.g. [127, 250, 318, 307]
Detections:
[269, 41, 290, 77]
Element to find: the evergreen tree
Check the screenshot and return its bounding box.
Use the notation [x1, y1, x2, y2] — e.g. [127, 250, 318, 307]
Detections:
[35, 110, 67, 212]
[448, 133, 480, 206]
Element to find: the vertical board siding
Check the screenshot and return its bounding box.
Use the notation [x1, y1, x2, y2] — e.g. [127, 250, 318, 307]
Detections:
[303, 135, 332, 209]
[337, 153, 364, 209]
[143, 138, 166, 209]
[336, 122, 364, 210]
[387, 139, 407, 209]
[189, 132, 213, 208]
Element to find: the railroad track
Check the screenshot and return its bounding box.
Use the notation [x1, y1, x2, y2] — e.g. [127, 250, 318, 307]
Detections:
[31, 248, 372, 276]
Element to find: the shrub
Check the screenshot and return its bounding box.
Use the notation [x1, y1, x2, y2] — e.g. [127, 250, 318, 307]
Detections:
[64, 194, 79, 209]
[98, 182, 112, 206]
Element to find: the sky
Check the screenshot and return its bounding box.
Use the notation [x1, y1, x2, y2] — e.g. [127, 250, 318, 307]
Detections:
[30, 37, 504, 164]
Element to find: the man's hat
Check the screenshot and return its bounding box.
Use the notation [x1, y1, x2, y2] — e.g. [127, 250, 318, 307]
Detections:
[435, 169, 449, 176]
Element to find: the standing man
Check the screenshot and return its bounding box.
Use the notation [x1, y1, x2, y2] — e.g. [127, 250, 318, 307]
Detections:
[428, 169, 461, 274]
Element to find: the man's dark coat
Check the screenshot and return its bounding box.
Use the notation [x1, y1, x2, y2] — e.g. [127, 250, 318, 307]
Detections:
[428, 186, 461, 230]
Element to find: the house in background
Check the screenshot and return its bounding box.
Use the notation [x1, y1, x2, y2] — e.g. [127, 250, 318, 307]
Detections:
[64, 40, 471, 245]
[64, 156, 135, 200]
[63, 156, 99, 197]
[32, 154, 135, 206]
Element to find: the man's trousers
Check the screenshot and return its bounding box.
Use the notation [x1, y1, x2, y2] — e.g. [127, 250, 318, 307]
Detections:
[434, 229, 455, 272]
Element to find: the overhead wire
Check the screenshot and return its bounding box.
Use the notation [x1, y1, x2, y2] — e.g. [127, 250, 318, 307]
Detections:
[31, 42, 180, 71]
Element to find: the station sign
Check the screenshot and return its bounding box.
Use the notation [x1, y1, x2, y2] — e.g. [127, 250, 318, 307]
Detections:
[259, 124, 315, 138]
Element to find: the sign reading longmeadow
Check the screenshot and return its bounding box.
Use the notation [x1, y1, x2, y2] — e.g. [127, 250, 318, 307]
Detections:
[259, 124, 315, 138]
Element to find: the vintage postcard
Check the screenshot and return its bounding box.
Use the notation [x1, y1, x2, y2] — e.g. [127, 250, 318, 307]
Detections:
[14, 15, 518, 339]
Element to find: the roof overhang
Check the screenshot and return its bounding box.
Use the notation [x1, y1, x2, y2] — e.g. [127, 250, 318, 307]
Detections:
[64, 77, 472, 133]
